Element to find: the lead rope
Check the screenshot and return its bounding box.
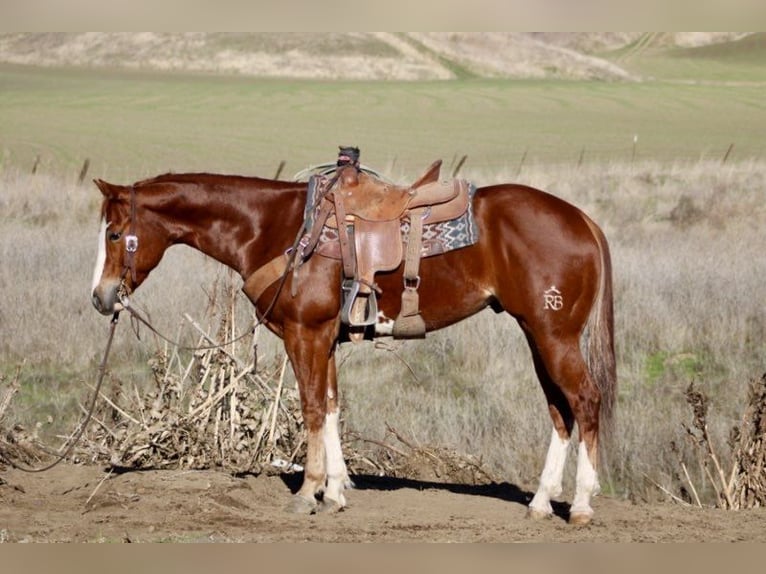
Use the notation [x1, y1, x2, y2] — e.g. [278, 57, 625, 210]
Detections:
[3, 313, 121, 473]
[118, 244, 297, 352]
[4, 174, 338, 472]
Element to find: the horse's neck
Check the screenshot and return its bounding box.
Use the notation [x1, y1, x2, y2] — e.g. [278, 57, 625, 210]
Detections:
[166, 181, 304, 279]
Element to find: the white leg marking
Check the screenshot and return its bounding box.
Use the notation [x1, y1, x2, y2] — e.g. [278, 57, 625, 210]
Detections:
[323, 409, 350, 506]
[571, 440, 600, 517]
[91, 218, 108, 294]
[373, 312, 395, 336]
[529, 428, 570, 516]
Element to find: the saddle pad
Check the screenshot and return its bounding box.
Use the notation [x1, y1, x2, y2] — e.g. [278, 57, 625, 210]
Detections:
[407, 183, 479, 255]
[304, 175, 328, 229]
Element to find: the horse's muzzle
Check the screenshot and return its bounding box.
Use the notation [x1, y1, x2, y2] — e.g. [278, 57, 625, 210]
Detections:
[91, 283, 123, 316]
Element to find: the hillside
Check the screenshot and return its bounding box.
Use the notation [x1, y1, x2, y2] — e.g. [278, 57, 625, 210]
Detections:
[0, 32, 760, 81]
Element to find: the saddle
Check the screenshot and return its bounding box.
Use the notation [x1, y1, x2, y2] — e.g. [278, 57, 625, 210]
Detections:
[242, 160, 474, 341]
[303, 164, 471, 339]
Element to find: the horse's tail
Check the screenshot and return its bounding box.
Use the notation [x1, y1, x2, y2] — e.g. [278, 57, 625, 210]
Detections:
[581, 214, 617, 438]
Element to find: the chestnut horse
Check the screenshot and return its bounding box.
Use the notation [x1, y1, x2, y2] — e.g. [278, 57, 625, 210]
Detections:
[90, 164, 616, 525]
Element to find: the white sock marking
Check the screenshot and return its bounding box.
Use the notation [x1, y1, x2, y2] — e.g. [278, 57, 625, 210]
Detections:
[529, 428, 570, 515]
[374, 312, 395, 336]
[571, 440, 600, 516]
[323, 409, 349, 505]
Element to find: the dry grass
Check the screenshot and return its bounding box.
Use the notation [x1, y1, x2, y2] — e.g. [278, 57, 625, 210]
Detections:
[2, 159, 765, 502]
[2, 33, 757, 82]
[0, 33, 628, 81]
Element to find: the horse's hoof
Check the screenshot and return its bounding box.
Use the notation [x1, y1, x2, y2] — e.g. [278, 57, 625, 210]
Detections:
[285, 495, 317, 515]
[526, 507, 552, 521]
[568, 511, 593, 526]
[317, 499, 345, 514]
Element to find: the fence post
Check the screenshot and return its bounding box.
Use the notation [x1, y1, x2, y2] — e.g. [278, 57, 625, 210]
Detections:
[451, 155, 467, 178]
[273, 160, 286, 180]
[517, 148, 528, 177]
[722, 143, 734, 164]
[78, 158, 90, 183]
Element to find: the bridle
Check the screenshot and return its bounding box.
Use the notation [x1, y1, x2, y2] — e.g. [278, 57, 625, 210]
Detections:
[121, 185, 139, 289]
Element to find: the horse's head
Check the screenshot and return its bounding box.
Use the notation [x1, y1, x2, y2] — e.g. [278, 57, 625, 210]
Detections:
[90, 179, 170, 315]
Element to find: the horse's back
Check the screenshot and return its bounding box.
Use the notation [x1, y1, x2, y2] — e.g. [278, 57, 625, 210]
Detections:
[475, 183, 602, 269]
[476, 183, 597, 241]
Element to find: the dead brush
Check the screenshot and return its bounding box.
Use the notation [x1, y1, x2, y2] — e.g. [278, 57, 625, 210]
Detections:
[78, 273, 307, 474]
[663, 374, 766, 509]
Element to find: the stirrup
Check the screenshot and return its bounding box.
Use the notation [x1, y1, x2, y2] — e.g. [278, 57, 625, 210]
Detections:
[340, 279, 378, 327]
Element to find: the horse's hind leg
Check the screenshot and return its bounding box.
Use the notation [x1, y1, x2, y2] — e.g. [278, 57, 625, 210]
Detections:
[525, 331, 601, 525]
[525, 339, 575, 520]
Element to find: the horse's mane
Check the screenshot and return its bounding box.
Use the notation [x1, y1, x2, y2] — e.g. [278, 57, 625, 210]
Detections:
[134, 172, 254, 186]
[132, 172, 300, 189]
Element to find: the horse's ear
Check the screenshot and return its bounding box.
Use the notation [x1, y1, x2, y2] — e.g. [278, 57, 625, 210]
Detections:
[412, 159, 442, 189]
[339, 165, 359, 186]
[94, 179, 117, 198]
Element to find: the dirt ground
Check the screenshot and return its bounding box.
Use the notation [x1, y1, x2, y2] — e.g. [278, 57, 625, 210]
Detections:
[2, 464, 765, 543]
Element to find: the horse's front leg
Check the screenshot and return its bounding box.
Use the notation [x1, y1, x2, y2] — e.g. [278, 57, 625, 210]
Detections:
[282, 321, 339, 514]
[321, 354, 352, 512]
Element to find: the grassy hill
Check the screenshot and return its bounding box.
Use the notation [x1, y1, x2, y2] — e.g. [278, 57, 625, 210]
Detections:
[606, 32, 766, 82]
[1, 32, 763, 82]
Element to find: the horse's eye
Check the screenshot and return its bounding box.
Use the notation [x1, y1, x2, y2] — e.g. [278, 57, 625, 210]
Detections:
[108, 232, 122, 242]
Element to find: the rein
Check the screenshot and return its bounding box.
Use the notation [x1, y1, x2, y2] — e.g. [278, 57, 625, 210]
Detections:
[3, 313, 120, 473]
[114, 178, 312, 353]
[120, 302, 256, 351]
[114, 184, 260, 352]
[120, 221, 305, 352]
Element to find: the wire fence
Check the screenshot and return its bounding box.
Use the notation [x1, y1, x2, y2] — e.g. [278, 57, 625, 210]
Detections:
[3, 141, 765, 185]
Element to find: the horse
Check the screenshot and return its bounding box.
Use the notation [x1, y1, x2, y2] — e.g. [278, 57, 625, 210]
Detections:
[90, 163, 616, 525]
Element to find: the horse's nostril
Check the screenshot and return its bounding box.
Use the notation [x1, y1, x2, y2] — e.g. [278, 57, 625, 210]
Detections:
[91, 293, 104, 313]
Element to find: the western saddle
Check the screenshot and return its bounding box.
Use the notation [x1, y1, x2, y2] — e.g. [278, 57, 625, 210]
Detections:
[243, 160, 471, 340]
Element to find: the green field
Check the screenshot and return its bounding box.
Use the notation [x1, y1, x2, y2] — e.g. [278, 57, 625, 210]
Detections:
[1, 64, 764, 183]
